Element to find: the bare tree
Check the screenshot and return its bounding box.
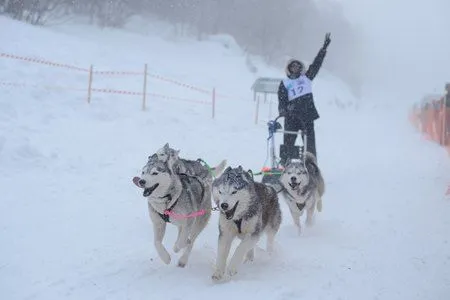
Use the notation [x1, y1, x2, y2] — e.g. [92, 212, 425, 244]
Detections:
[1, 0, 64, 25]
[96, 0, 132, 28]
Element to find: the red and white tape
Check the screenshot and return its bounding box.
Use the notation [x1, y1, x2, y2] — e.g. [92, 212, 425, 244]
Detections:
[0, 81, 28, 88]
[0, 81, 85, 92]
[147, 73, 211, 95]
[91, 88, 143, 96]
[0, 53, 89, 72]
[0, 80, 211, 105]
[148, 92, 211, 105]
[93, 70, 144, 76]
[0, 52, 226, 98]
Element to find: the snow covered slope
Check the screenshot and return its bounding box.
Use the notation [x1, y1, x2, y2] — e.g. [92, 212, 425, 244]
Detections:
[1, 16, 449, 300]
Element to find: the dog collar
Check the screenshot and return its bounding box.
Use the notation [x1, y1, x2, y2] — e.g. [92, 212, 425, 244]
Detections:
[234, 219, 243, 234]
[284, 188, 307, 211]
[160, 194, 172, 201]
[157, 194, 179, 223]
[296, 202, 306, 211]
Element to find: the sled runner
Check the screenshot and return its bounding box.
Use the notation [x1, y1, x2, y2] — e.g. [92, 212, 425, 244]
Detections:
[259, 115, 307, 192]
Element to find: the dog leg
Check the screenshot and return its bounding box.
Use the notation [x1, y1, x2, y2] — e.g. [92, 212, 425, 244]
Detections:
[177, 238, 194, 268]
[177, 219, 205, 268]
[227, 236, 259, 278]
[290, 208, 302, 234]
[149, 209, 171, 265]
[173, 222, 192, 253]
[173, 226, 182, 253]
[266, 229, 277, 254]
[316, 197, 323, 212]
[244, 248, 255, 263]
[306, 205, 315, 226]
[212, 230, 234, 282]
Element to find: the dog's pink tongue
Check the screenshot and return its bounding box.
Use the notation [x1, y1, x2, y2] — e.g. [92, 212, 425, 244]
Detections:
[132, 176, 143, 188]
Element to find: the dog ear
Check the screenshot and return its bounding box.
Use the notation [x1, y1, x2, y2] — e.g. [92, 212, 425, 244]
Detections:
[307, 161, 318, 175]
[163, 143, 170, 150]
[244, 169, 254, 181]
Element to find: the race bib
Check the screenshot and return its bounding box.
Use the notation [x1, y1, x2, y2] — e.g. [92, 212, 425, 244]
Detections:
[283, 75, 312, 101]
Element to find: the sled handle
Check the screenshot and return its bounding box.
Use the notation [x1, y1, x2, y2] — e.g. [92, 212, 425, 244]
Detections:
[274, 115, 283, 122]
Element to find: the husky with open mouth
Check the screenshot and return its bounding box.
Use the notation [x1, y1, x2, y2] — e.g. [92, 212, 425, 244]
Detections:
[138, 154, 212, 268]
[279, 152, 325, 234]
[211, 166, 282, 282]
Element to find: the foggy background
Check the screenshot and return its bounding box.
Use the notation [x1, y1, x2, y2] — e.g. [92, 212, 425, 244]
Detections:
[2, 0, 450, 107]
[340, 0, 450, 107]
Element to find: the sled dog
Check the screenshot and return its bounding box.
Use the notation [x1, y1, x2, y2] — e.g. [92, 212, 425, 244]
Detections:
[137, 144, 226, 267]
[211, 166, 282, 281]
[279, 152, 325, 234]
[138, 155, 211, 267]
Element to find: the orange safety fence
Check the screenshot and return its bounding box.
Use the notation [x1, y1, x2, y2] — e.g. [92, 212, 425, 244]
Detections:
[410, 94, 450, 196]
[410, 97, 450, 149]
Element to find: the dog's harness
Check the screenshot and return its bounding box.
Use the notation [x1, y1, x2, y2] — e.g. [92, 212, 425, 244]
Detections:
[157, 174, 205, 223]
[234, 219, 243, 234]
[296, 202, 306, 210]
[158, 194, 178, 222]
[284, 187, 308, 211]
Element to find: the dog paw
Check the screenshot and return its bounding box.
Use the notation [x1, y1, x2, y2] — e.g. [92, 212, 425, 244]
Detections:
[173, 242, 185, 253]
[158, 251, 171, 265]
[177, 253, 190, 268]
[227, 267, 238, 278]
[244, 251, 254, 263]
[162, 254, 171, 265]
[212, 270, 225, 282]
[155, 243, 171, 265]
[244, 256, 254, 264]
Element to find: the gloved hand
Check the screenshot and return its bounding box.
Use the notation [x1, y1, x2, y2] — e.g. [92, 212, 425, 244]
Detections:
[323, 32, 331, 50]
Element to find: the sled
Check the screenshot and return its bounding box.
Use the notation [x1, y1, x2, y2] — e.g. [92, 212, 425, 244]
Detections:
[259, 115, 307, 192]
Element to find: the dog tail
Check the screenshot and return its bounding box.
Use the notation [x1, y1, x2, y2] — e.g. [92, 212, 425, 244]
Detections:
[304, 151, 317, 164]
[305, 152, 325, 197]
[211, 159, 227, 177]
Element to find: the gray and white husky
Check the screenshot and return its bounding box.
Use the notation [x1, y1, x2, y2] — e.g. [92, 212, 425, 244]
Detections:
[139, 155, 213, 268]
[211, 166, 282, 282]
[279, 152, 325, 234]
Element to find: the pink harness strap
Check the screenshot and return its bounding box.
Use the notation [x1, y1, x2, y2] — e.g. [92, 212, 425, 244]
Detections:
[163, 209, 207, 220]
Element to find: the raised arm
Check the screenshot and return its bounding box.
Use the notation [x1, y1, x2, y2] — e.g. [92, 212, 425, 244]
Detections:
[305, 33, 331, 80]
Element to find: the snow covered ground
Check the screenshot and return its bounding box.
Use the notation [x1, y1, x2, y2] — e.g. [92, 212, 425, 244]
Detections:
[1, 16, 449, 300]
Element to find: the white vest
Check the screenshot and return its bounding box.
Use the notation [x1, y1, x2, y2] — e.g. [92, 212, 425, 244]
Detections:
[283, 75, 312, 101]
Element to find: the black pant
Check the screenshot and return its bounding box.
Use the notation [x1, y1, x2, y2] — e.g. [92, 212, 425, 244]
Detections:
[283, 117, 316, 158]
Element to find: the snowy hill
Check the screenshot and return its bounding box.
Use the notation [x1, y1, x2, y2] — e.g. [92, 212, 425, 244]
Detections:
[1, 16, 450, 300]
